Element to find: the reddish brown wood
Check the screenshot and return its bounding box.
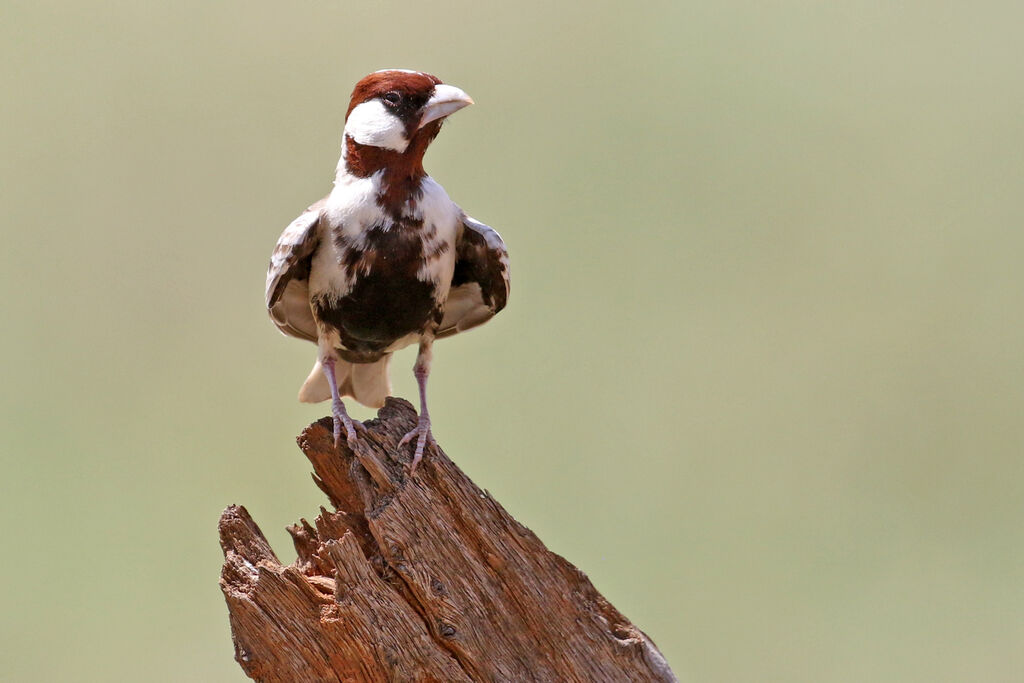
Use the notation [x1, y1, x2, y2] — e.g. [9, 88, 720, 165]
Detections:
[219, 398, 677, 682]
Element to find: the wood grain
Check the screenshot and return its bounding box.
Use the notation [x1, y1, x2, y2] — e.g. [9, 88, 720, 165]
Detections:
[219, 398, 677, 682]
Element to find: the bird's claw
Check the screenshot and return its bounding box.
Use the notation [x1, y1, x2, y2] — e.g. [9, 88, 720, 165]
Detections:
[398, 415, 434, 471]
[332, 400, 360, 449]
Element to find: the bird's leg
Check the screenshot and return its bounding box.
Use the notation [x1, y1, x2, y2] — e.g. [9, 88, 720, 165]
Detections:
[321, 354, 359, 448]
[398, 339, 436, 470]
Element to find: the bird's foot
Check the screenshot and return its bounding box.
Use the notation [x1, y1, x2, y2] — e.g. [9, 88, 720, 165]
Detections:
[332, 399, 360, 449]
[398, 414, 434, 471]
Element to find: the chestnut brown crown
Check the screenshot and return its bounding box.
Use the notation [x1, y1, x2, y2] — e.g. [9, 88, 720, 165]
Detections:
[346, 70, 443, 123]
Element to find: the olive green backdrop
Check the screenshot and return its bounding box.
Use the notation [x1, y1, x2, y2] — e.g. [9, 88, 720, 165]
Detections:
[3, 1, 1022, 681]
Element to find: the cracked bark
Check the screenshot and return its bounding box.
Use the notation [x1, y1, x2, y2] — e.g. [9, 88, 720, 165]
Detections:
[219, 398, 678, 682]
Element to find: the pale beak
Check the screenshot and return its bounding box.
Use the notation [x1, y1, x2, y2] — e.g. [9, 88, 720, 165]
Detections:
[418, 84, 474, 128]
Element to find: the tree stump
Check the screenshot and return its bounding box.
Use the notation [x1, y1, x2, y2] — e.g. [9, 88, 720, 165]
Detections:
[218, 398, 677, 682]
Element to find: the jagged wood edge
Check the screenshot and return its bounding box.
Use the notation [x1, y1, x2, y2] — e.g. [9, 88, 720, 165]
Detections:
[219, 398, 677, 682]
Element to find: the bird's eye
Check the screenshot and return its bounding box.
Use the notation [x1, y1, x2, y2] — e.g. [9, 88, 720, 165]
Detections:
[382, 91, 401, 105]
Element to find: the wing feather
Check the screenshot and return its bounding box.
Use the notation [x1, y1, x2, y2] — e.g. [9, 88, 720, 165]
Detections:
[438, 215, 510, 338]
[266, 198, 325, 342]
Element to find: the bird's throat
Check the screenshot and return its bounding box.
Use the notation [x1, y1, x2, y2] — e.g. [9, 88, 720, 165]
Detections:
[340, 136, 430, 217]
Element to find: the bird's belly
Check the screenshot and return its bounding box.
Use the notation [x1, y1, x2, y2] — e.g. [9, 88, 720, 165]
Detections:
[310, 189, 459, 355]
[313, 270, 439, 354]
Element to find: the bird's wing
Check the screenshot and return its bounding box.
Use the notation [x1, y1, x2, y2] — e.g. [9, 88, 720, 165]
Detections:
[437, 215, 510, 338]
[266, 198, 325, 342]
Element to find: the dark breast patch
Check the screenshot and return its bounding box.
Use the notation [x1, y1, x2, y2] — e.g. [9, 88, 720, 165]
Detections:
[315, 223, 439, 354]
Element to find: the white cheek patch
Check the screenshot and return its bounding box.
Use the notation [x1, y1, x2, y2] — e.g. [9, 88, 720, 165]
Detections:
[344, 100, 409, 152]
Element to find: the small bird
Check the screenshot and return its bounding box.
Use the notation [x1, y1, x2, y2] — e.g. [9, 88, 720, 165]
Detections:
[266, 70, 510, 469]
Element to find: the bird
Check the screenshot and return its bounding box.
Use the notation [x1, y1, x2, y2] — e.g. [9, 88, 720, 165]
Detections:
[265, 70, 510, 470]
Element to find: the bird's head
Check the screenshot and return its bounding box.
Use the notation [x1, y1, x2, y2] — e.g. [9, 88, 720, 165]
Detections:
[340, 70, 473, 178]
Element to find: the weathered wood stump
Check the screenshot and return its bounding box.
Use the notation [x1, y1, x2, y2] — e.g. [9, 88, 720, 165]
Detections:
[219, 398, 677, 682]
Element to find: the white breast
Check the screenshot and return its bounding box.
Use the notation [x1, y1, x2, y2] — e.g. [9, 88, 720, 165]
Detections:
[415, 176, 461, 291]
[310, 173, 461, 303]
[310, 171, 387, 297]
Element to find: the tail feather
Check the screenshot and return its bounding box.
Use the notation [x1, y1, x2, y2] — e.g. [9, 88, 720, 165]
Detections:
[350, 358, 392, 408]
[298, 355, 392, 409]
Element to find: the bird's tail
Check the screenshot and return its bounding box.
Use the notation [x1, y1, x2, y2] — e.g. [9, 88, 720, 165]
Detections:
[297, 355, 392, 409]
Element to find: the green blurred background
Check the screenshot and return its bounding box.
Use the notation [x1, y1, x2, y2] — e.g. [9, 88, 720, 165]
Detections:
[3, 1, 1023, 680]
